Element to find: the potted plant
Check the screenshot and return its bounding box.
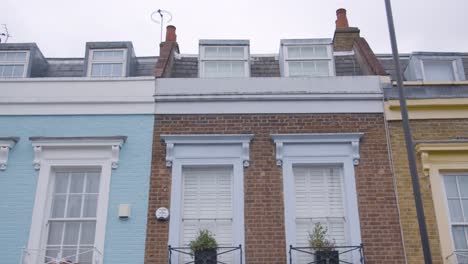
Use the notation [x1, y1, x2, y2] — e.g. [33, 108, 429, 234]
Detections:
[308, 223, 339, 264]
[189, 229, 218, 264]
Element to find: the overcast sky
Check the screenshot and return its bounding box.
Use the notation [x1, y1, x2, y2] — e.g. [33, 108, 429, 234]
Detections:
[3, 0, 467, 57]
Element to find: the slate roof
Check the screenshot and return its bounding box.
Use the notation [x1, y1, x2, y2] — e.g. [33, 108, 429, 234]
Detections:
[377, 53, 468, 81]
[171, 54, 363, 78]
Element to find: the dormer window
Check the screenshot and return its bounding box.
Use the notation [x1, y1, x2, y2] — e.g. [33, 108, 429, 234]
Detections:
[280, 39, 334, 77]
[404, 53, 466, 82]
[199, 40, 249, 78]
[88, 49, 127, 77]
[0, 51, 29, 78]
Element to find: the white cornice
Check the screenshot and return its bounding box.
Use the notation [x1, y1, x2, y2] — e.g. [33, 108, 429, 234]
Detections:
[161, 134, 254, 168]
[30, 136, 126, 170]
[271, 133, 364, 167]
[0, 137, 19, 170]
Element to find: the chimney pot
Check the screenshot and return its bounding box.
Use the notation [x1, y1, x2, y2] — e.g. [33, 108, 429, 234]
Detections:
[335, 8, 349, 28]
[165, 25, 177, 42]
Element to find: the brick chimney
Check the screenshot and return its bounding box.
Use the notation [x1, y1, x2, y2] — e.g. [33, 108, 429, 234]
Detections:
[333, 8, 360, 51]
[154, 25, 179, 78]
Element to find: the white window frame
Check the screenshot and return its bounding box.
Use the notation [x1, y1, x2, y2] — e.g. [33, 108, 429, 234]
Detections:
[199, 46, 250, 78]
[272, 133, 363, 263]
[25, 136, 125, 264]
[0, 50, 30, 78]
[282, 44, 335, 77]
[421, 59, 461, 81]
[87, 49, 127, 77]
[161, 134, 253, 264]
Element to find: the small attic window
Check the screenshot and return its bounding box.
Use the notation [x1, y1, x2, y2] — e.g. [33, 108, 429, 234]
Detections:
[87, 49, 127, 77]
[199, 41, 249, 78]
[0, 51, 29, 78]
[422, 60, 457, 81]
[280, 40, 334, 77]
[404, 54, 466, 82]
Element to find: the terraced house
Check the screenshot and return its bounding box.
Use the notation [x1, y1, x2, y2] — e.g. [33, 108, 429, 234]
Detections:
[145, 9, 405, 264]
[0, 42, 156, 264]
[380, 51, 468, 264]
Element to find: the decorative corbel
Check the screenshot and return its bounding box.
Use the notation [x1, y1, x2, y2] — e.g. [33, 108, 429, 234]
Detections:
[165, 143, 174, 168]
[276, 142, 284, 167]
[111, 145, 121, 169]
[420, 152, 430, 177]
[33, 146, 42, 170]
[0, 137, 18, 170]
[242, 142, 250, 167]
[351, 140, 361, 165]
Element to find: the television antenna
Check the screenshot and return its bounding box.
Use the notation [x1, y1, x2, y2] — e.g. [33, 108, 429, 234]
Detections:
[151, 9, 173, 43]
[0, 24, 12, 43]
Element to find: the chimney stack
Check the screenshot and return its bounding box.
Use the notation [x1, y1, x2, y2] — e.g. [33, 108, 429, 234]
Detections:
[155, 25, 179, 77]
[335, 8, 349, 28]
[332, 8, 360, 51]
[165, 25, 177, 42]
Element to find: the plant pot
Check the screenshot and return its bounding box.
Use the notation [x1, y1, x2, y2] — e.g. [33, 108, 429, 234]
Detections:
[194, 248, 217, 264]
[315, 250, 339, 264]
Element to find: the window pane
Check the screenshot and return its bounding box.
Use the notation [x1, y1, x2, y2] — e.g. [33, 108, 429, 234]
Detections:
[45, 247, 60, 262]
[424, 60, 455, 81]
[453, 226, 468, 249]
[204, 47, 217, 58]
[316, 61, 330, 76]
[54, 173, 69, 194]
[93, 50, 124, 61]
[12, 65, 24, 77]
[300, 47, 315, 58]
[63, 222, 80, 245]
[62, 246, 78, 262]
[101, 64, 112, 76]
[288, 47, 301, 59]
[2, 51, 27, 62]
[80, 222, 96, 245]
[70, 172, 85, 193]
[218, 47, 230, 57]
[67, 194, 83, 218]
[459, 176, 468, 197]
[85, 172, 100, 193]
[111, 63, 123, 76]
[51, 195, 66, 218]
[91, 64, 102, 77]
[79, 247, 94, 264]
[314, 46, 328, 57]
[47, 222, 64, 245]
[302, 62, 315, 76]
[449, 199, 464, 222]
[2, 65, 13, 77]
[231, 62, 244, 77]
[445, 176, 459, 198]
[231, 47, 244, 59]
[288, 62, 302, 76]
[463, 199, 468, 222]
[83, 194, 98, 217]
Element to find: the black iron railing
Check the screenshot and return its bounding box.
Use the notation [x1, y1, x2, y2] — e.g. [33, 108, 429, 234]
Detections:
[168, 245, 243, 264]
[289, 244, 364, 264]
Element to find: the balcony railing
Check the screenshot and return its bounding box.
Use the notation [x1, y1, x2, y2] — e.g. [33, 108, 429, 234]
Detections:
[20, 247, 102, 264]
[289, 244, 364, 264]
[168, 245, 243, 264]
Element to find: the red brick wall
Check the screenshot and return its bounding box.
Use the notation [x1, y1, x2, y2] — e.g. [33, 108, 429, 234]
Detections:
[145, 114, 406, 264]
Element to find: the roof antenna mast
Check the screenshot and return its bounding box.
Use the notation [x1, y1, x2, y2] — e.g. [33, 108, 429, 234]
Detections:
[0, 24, 12, 43]
[150, 9, 173, 43]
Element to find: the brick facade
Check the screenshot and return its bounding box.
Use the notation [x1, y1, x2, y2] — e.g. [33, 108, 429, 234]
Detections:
[145, 114, 406, 264]
[388, 119, 468, 264]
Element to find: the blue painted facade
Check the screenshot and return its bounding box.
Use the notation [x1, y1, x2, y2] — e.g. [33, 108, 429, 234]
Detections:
[0, 115, 154, 264]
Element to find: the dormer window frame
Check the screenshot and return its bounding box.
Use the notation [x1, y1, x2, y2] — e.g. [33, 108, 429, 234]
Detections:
[199, 43, 250, 78]
[87, 48, 128, 78]
[0, 50, 30, 78]
[281, 42, 335, 77]
[404, 54, 466, 82]
[420, 58, 463, 82]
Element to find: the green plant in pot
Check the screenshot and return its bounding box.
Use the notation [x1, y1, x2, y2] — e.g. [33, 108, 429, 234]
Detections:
[189, 229, 218, 264]
[308, 223, 339, 264]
